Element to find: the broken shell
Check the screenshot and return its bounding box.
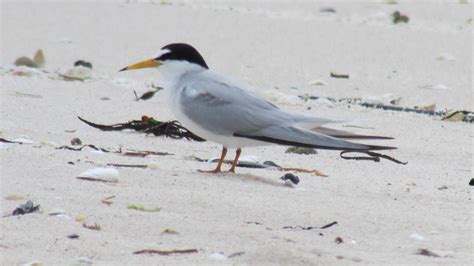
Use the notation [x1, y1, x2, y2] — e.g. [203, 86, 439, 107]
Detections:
[436, 53, 456, 61]
[308, 79, 328, 86]
[62, 66, 92, 81]
[14, 57, 39, 68]
[77, 167, 119, 181]
[33, 49, 45, 67]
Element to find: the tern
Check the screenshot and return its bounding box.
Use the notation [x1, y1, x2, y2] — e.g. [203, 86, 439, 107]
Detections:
[120, 43, 395, 173]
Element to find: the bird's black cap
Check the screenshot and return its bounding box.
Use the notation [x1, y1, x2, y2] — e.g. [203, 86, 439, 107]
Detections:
[156, 43, 209, 69]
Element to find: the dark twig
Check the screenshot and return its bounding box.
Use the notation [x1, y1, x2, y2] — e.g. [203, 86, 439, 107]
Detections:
[133, 249, 198, 255]
[340, 151, 407, 165]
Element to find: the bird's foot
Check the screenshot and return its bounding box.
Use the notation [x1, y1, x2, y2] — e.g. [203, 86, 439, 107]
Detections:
[198, 169, 223, 174]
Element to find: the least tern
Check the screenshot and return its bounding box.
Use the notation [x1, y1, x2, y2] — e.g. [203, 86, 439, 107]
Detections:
[120, 43, 395, 173]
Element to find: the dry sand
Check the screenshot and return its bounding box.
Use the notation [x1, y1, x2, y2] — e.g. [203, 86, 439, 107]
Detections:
[1, 1, 473, 265]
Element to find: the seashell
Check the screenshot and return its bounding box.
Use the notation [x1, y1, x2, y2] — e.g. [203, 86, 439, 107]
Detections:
[77, 167, 119, 183]
[62, 66, 92, 81]
[33, 49, 45, 67]
[12, 136, 34, 144]
[14, 57, 39, 68]
[436, 53, 456, 61]
[360, 96, 384, 105]
[308, 79, 328, 86]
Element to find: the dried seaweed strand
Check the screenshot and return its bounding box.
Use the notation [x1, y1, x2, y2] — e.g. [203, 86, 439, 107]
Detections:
[78, 116, 205, 141]
[133, 249, 198, 255]
[340, 151, 407, 165]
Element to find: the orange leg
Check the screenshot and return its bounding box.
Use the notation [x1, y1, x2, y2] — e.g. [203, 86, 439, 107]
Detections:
[228, 148, 242, 173]
[199, 147, 227, 173]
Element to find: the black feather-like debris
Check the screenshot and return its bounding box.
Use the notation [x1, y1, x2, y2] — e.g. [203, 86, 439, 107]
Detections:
[12, 200, 40, 216]
[280, 173, 300, 185]
[78, 116, 205, 141]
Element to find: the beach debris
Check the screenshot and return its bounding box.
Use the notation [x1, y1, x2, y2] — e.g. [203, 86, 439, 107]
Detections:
[340, 150, 407, 165]
[280, 173, 300, 185]
[409, 233, 425, 240]
[134, 86, 163, 101]
[127, 204, 161, 212]
[133, 248, 198, 255]
[244, 221, 263, 225]
[74, 60, 93, 69]
[77, 168, 119, 183]
[14, 49, 45, 68]
[70, 137, 82, 146]
[330, 72, 349, 79]
[67, 234, 80, 239]
[106, 163, 148, 168]
[4, 194, 26, 201]
[282, 221, 338, 231]
[436, 53, 456, 61]
[301, 94, 474, 123]
[58, 142, 172, 157]
[360, 96, 384, 106]
[335, 237, 344, 244]
[319, 7, 336, 13]
[228, 251, 245, 258]
[283, 167, 328, 177]
[469, 178, 474, 186]
[61, 66, 92, 81]
[392, 11, 409, 24]
[210, 252, 228, 260]
[420, 84, 450, 90]
[101, 195, 115, 205]
[83, 222, 101, 231]
[75, 215, 87, 223]
[12, 136, 34, 144]
[78, 116, 205, 141]
[416, 103, 437, 112]
[442, 110, 473, 122]
[415, 248, 441, 258]
[75, 257, 93, 265]
[320, 221, 338, 229]
[308, 79, 328, 86]
[49, 210, 71, 220]
[161, 229, 179, 235]
[437, 185, 448, 190]
[12, 200, 40, 216]
[283, 225, 318, 230]
[285, 146, 317, 155]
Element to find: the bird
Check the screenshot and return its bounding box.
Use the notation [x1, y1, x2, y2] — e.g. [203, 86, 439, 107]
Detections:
[120, 43, 395, 173]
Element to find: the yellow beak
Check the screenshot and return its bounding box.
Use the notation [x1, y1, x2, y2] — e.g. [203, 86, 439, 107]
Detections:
[119, 59, 161, 72]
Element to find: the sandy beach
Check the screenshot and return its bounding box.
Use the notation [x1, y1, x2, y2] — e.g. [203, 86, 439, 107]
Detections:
[1, 1, 473, 265]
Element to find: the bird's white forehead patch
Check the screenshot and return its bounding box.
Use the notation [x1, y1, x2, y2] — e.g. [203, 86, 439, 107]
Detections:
[154, 49, 171, 59]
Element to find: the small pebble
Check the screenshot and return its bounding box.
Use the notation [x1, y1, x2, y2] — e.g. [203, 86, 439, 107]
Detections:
[335, 237, 344, 244]
[70, 138, 82, 146]
[67, 234, 79, 239]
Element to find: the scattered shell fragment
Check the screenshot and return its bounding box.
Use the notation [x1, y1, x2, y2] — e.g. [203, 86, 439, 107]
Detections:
[409, 233, 425, 240]
[442, 110, 467, 122]
[4, 194, 26, 201]
[360, 96, 384, 105]
[77, 167, 119, 183]
[61, 66, 92, 81]
[12, 136, 34, 144]
[436, 53, 456, 61]
[420, 84, 450, 90]
[14, 49, 45, 68]
[308, 79, 328, 86]
[417, 103, 436, 112]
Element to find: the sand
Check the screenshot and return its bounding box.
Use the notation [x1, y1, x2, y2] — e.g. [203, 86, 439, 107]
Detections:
[1, 1, 473, 265]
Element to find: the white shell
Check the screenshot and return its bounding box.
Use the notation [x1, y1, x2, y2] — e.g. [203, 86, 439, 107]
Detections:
[308, 79, 328, 86]
[77, 167, 119, 182]
[62, 66, 92, 80]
